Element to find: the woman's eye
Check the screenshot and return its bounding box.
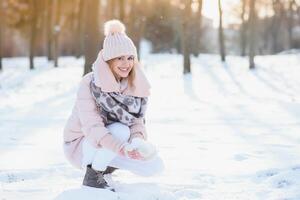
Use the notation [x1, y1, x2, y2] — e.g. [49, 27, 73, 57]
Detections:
[128, 57, 134, 60]
[117, 57, 123, 60]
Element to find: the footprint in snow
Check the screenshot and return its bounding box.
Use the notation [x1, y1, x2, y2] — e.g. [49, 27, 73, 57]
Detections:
[292, 165, 300, 171]
[256, 169, 279, 178]
[276, 179, 291, 188]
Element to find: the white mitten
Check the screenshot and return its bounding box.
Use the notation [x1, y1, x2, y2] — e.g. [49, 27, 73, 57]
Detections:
[125, 138, 157, 160]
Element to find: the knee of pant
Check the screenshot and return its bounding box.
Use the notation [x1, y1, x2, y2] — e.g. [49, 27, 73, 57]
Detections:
[138, 158, 165, 177]
[107, 122, 130, 143]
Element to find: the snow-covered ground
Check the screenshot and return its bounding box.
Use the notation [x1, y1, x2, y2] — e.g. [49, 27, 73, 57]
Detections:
[0, 52, 300, 200]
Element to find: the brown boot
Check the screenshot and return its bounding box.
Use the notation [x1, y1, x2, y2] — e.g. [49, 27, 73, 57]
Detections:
[82, 165, 115, 192]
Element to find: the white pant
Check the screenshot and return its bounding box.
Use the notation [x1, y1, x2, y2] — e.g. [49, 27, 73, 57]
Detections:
[81, 122, 164, 176]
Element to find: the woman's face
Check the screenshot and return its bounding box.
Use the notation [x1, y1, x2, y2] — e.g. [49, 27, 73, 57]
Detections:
[108, 55, 135, 80]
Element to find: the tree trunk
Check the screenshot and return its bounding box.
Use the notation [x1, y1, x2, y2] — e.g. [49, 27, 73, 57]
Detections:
[83, 0, 100, 75]
[248, 0, 256, 69]
[182, 37, 191, 74]
[218, 0, 226, 62]
[53, 0, 61, 67]
[76, 0, 85, 58]
[70, 1, 78, 55]
[240, 0, 247, 56]
[271, 0, 284, 53]
[298, 4, 300, 25]
[108, 0, 116, 19]
[29, 0, 38, 70]
[46, 0, 53, 60]
[182, 0, 192, 74]
[288, 0, 296, 49]
[39, 0, 47, 56]
[119, 0, 125, 21]
[0, 0, 3, 71]
[194, 0, 203, 56]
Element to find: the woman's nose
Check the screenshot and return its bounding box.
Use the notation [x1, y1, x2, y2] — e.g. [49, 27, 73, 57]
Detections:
[122, 60, 130, 67]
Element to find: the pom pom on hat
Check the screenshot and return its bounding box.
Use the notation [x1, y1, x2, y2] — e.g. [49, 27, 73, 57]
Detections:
[104, 19, 126, 36]
[102, 19, 137, 61]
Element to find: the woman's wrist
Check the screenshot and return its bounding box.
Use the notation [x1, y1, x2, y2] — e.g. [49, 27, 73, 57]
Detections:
[129, 132, 145, 143]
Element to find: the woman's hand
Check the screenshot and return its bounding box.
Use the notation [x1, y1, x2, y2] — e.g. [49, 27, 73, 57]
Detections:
[119, 138, 157, 160]
[120, 147, 145, 160]
[119, 143, 145, 160]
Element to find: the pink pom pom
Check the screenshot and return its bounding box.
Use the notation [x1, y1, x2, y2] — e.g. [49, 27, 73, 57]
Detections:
[104, 19, 126, 36]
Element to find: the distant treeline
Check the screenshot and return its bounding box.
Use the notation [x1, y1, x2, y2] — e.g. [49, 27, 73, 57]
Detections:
[0, 0, 300, 72]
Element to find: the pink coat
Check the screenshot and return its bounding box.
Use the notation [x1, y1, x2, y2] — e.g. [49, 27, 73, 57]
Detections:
[63, 50, 151, 169]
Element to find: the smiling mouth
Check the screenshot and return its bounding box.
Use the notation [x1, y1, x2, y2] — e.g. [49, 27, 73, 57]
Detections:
[118, 67, 130, 72]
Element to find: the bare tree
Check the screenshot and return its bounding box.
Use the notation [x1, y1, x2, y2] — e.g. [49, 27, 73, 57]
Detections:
[46, 0, 54, 60]
[83, 0, 100, 75]
[181, 0, 192, 74]
[271, 0, 285, 53]
[119, 0, 125, 21]
[53, 0, 61, 67]
[70, 0, 79, 56]
[218, 0, 226, 62]
[248, 0, 256, 69]
[76, 0, 86, 58]
[240, 0, 247, 56]
[70, 0, 84, 58]
[0, 0, 3, 71]
[29, 0, 38, 70]
[192, 0, 203, 56]
[259, 2, 271, 54]
[107, 0, 117, 19]
[297, 3, 300, 25]
[287, 0, 297, 49]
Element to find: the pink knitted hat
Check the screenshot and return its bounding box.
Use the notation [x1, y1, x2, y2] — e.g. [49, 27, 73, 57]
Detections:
[102, 20, 138, 61]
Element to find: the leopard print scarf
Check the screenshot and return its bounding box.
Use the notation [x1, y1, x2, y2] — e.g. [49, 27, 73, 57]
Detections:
[90, 75, 148, 126]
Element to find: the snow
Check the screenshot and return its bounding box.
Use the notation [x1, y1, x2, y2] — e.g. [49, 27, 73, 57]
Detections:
[0, 52, 300, 200]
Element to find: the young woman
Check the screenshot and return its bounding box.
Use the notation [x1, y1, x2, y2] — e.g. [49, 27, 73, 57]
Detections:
[63, 20, 164, 191]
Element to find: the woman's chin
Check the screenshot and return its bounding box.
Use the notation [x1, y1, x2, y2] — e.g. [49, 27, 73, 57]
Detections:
[118, 73, 129, 78]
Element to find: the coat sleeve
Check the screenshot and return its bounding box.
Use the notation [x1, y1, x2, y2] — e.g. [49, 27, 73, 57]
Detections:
[129, 117, 148, 141]
[75, 74, 110, 148]
[129, 97, 149, 141]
